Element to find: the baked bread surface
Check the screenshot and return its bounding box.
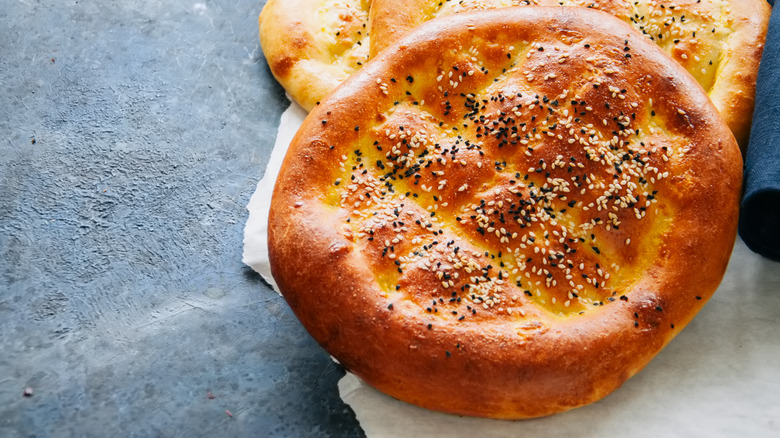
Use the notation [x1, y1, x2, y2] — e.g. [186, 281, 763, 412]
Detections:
[269, 7, 742, 419]
[368, 0, 771, 148]
[259, 0, 371, 111]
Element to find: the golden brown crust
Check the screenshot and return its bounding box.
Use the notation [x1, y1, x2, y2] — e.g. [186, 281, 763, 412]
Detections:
[269, 7, 742, 419]
[368, 0, 543, 59]
[706, 0, 771, 148]
[367, 0, 445, 59]
[368, 0, 771, 149]
[259, 0, 371, 111]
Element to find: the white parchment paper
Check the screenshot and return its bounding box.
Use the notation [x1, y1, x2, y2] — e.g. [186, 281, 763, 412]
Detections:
[242, 102, 308, 291]
[244, 103, 780, 437]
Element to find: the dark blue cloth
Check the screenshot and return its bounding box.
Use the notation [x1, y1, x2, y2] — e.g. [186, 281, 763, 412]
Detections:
[739, 0, 780, 260]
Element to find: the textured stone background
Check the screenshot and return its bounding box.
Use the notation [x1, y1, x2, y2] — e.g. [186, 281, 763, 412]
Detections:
[0, 1, 362, 436]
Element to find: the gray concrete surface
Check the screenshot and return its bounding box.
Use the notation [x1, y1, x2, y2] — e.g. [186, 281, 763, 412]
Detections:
[0, 0, 363, 436]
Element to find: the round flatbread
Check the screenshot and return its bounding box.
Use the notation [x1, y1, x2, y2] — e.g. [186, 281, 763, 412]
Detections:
[368, 0, 771, 148]
[269, 7, 741, 418]
[259, 0, 371, 111]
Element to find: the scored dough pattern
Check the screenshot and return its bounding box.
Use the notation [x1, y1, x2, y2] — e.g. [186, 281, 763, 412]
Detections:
[324, 31, 685, 322]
